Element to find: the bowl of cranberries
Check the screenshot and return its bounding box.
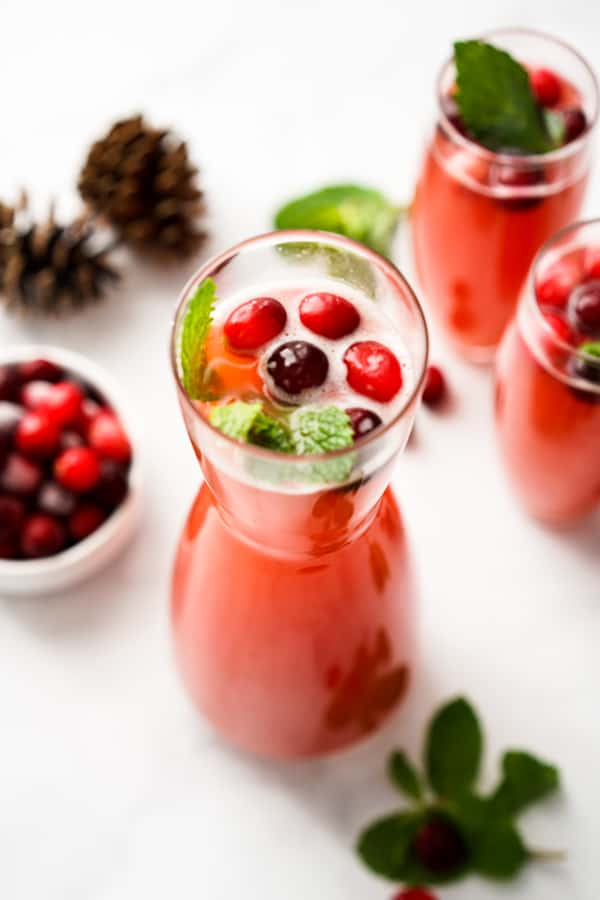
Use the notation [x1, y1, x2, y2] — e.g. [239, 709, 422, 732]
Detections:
[0, 346, 141, 596]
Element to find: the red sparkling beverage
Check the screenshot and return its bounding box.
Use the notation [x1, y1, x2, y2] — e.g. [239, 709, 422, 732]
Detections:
[495, 219, 600, 523]
[412, 29, 598, 362]
[170, 232, 428, 758]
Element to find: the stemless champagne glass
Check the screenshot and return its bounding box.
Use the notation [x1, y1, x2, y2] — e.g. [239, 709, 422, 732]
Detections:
[170, 231, 428, 759]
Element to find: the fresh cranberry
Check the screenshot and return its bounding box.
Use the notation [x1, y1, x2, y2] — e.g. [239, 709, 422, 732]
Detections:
[15, 411, 60, 457]
[422, 365, 447, 407]
[69, 504, 106, 541]
[59, 430, 85, 451]
[568, 282, 600, 336]
[344, 341, 402, 402]
[88, 412, 132, 464]
[18, 358, 63, 383]
[0, 453, 43, 495]
[413, 818, 467, 874]
[21, 379, 53, 410]
[489, 162, 545, 210]
[0, 537, 17, 559]
[536, 259, 581, 308]
[75, 398, 101, 436]
[21, 514, 66, 558]
[224, 297, 287, 351]
[541, 310, 574, 347]
[92, 460, 129, 510]
[266, 341, 329, 395]
[562, 107, 587, 143]
[0, 365, 20, 402]
[530, 67, 561, 107]
[54, 447, 101, 493]
[299, 292, 360, 339]
[0, 495, 26, 539]
[0, 402, 23, 458]
[37, 481, 77, 518]
[346, 407, 383, 440]
[42, 381, 83, 427]
[584, 247, 600, 280]
[392, 890, 438, 900]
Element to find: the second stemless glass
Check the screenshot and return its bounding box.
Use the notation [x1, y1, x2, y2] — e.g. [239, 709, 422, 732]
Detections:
[170, 232, 428, 759]
[412, 28, 598, 362]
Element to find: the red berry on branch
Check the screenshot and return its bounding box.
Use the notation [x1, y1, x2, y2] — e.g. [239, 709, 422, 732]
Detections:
[414, 818, 467, 874]
[393, 889, 438, 900]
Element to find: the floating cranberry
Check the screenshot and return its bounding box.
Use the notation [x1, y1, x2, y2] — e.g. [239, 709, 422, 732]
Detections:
[562, 107, 587, 143]
[490, 162, 545, 210]
[413, 818, 467, 874]
[21, 514, 66, 558]
[422, 365, 447, 407]
[38, 481, 77, 518]
[346, 407, 383, 440]
[0, 402, 23, 458]
[224, 297, 287, 350]
[266, 341, 329, 395]
[393, 890, 437, 900]
[69, 504, 106, 541]
[54, 447, 101, 493]
[21, 379, 53, 410]
[344, 341, 402, 402]
[42, 381, 83, 427]
[542, 310, 573, 345]
[18, 358, 63, 383]
[299, 292, 360, 339]
[0, 365, 20, 402]
[0, 453, 43, 495]
[92, 460, 129, 510]
[584, 247, 600, 280]
[530, 68, 561, 107]
[89, 412, 132, 464]
[536, 259, 581, 308]
[0, 495, 26, 539]
[15, 411, 60, 457]
[568, 282, 600, 336]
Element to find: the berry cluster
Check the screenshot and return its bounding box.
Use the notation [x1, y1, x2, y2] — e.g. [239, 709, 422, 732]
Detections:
[0, 359, 132, 560]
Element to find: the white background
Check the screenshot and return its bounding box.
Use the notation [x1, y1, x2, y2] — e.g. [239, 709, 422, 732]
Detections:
[1, 1, 599, 898]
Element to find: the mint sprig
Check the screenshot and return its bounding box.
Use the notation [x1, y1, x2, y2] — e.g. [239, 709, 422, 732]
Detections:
[454, 40, 555, 153]
[209, 402, 294, 453]
[180, 278, 216, 400]
[274, 184, 404, 258]
[357, 697, 562, 888]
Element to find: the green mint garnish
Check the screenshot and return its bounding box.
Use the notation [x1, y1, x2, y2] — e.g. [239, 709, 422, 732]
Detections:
[357, 696, 562, 888]
[180, 278, 216, 400]
[454, 40, 555, 153]
[209, 402, 294, 453]
[581, 341, 600, 358]
[289, 406, 353, 454]
[274, 184, 403, 258]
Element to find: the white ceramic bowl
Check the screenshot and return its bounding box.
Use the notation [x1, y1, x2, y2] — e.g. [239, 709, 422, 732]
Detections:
[0, 344, 142, 597]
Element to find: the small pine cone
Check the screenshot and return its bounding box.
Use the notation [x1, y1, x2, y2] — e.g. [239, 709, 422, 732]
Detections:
[78, 115, 206, 259]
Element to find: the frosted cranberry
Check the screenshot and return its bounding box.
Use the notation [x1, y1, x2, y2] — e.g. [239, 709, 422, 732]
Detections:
[530, 68, 561, 107]
[69, 504, 105, 541]
[413, 818, 467, 874]
[21, 379, 53, 410]
[299, 293, 360, 339]
[92, 460, 128, 510]
[393, 890, 437, 900]
[0, 453, 43, 495]
[536, 259, 581, 308]
[422, 365, 447, 407]
[18, 358, 63, 383]
[562, 107, 587, 143]
[569, 282, 600, 336]
[21, 514, 66, 558]
[37, 481, 77, 518]
[224, 297, 287, 350]
[0, 495, 26, 539]
[89, 412, 132, 463]
[54, 447, 101, 493]
[15, 411, 60, 457]
[584, 247, 600, 280]
[346, 407, 383, 440]
[0, 365, 20, 402]
[344, 341, 402, 402]
[42, 381, 83, 427]
[0, 402, 23, 457]
[266, 341, 328, 395]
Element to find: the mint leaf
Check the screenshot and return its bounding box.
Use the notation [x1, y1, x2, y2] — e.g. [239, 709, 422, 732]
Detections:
[490, 751, 560, 817]
[290, 406, 355, 483]
[180, 278, 216, 400]
[250, 411, 295, 453]
[581, 341, 600, 358]
[471, 820, 528, 880]
[210, 402, 262, 441]
[425, 697, 483, 799]
[274, 185, 402, 258]
[356, 812, 423, 879]
[388, 751, 424, 802]
[454, 40, 552, 153]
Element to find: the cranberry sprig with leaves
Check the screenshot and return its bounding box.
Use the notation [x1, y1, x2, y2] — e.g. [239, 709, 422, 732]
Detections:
[357, 697, 562, 889]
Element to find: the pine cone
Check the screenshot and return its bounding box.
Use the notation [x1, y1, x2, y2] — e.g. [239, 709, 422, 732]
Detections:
[78, 115, 206, 259]
[0, 201, 119, 315]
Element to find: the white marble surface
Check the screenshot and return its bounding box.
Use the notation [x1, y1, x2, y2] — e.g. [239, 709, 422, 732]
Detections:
[1, 1, 599, 898]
